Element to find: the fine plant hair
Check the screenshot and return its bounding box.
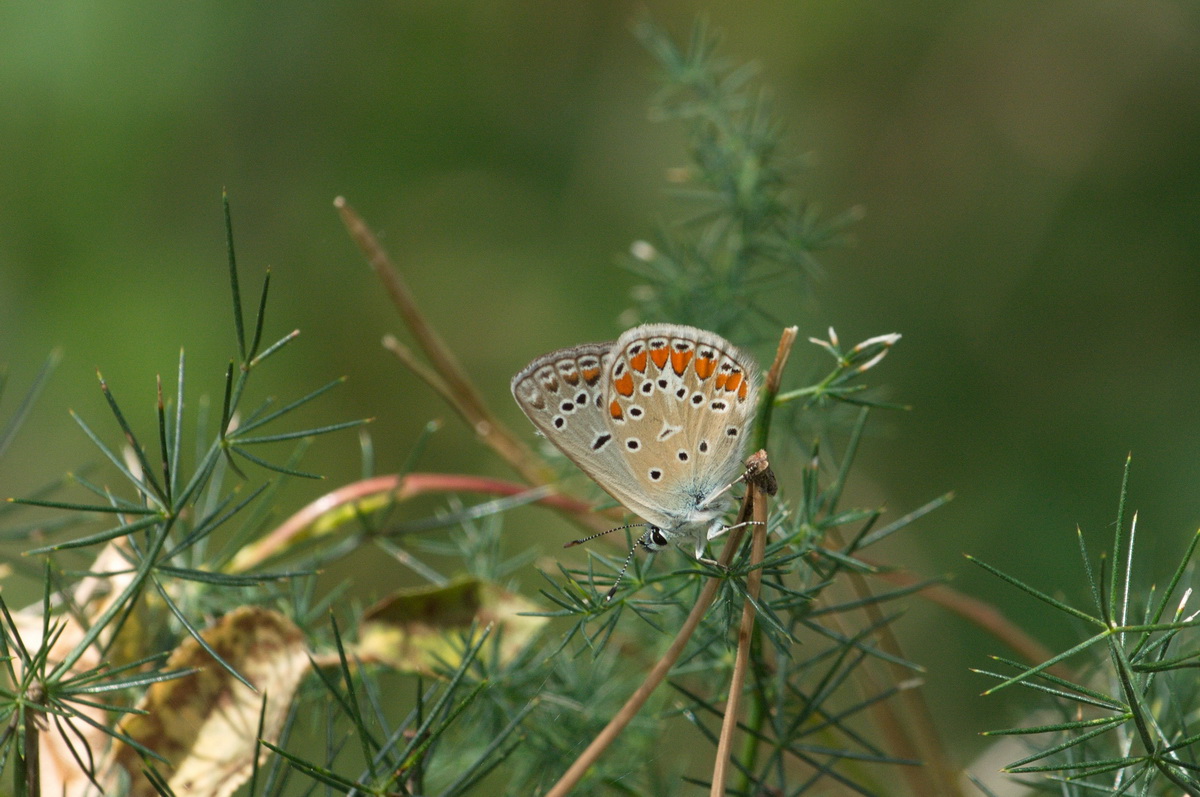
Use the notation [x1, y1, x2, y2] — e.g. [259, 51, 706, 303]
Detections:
[2, 16, 1197, 797]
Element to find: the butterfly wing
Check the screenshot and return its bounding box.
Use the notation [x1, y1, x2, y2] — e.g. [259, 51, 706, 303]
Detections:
[510, 340, 669, 524]
[602, 324, 760, 530]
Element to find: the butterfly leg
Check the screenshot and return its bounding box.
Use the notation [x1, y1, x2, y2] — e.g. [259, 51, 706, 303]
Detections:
[693, 533, 716, 563]
[692, 518, 732, 563]
[696, 518, 766, 559]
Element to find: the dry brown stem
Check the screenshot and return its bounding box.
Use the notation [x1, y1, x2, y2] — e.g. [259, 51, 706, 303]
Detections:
[766, 326, 799, 394]
[334, 197, 548, 485]
[710, 480, 769, 796]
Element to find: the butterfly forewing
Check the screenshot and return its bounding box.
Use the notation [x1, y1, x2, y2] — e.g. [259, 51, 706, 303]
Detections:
[604, 324, 759, 527]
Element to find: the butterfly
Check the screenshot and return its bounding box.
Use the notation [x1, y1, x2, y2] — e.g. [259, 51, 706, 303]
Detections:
[511, 323, 760, 562]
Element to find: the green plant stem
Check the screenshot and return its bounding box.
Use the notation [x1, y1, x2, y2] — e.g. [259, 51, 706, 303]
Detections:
[22, 704, 38, 797]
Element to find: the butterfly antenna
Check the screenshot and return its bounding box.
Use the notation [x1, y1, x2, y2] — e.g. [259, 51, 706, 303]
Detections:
[604, 541, 640, 602]
[563, 522, 646, 548]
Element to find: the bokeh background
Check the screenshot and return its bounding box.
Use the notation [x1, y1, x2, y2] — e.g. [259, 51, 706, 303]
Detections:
[3, 0, 1200, 779]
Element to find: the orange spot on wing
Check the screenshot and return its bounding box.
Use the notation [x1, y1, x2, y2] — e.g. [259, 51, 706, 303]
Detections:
[715, 373, 728, 390]
[738, 380, 749, 401]
[630, 350, 648, 372]
[694, 357, 715, 379]
[650, 345, 669, 370]
[609, 399, 624, 420]
[725, 371, 743, 393]
[614, 372, 635, 397]
[671, 349, 693, 375]
[582, 366, 601, 385]
[562, 369, 580, 385]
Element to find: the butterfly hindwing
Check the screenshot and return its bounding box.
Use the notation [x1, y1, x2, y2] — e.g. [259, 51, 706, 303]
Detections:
[510, 341, 658, 519]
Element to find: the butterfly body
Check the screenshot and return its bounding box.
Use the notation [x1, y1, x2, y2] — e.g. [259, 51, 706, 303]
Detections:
[511, 323, 759, 559]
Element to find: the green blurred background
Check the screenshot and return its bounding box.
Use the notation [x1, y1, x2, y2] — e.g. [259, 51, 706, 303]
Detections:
[3, 0, 1200, 776]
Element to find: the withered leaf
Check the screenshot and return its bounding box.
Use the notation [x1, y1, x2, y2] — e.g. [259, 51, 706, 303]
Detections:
[356, 576, 545, 674]
[107, 606, 308, 797]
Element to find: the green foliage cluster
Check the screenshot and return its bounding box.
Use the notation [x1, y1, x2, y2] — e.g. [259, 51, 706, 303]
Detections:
[623, 18, 857, 339]
[0, 17, 1196, 797]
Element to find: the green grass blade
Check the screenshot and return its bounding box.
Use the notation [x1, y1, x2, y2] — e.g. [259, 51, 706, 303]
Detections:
[248, 268, 271, 359]
[857, 493, 954, 549]
[224, 190, 246, 361]
[23, 514, 163, 555]
[150, 577, 254, 692]
[0, 349, 60, 461]
[96, 372, 166, 504]
[233, 417, 368, 445]
[230, 445, 322, 479]
[981, 630, 1112, 695]
[966, 554, 1103, 627]
[248, 328, 300, 370]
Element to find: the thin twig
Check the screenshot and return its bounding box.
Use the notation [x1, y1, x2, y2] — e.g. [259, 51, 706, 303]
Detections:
[334, 197, 548, 485]
[381, 334, 454, 401]
[711, 482, 768, 796]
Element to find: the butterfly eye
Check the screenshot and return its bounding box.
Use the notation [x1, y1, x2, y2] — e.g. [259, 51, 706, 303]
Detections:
[650, 528, 669, 547]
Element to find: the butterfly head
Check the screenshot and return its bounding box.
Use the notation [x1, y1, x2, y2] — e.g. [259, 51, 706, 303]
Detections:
[637, 525, 670, 552]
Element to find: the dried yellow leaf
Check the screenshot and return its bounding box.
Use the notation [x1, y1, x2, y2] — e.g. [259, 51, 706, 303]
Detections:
[356, 576, 546, 675]
[107, 606, 308, 797]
